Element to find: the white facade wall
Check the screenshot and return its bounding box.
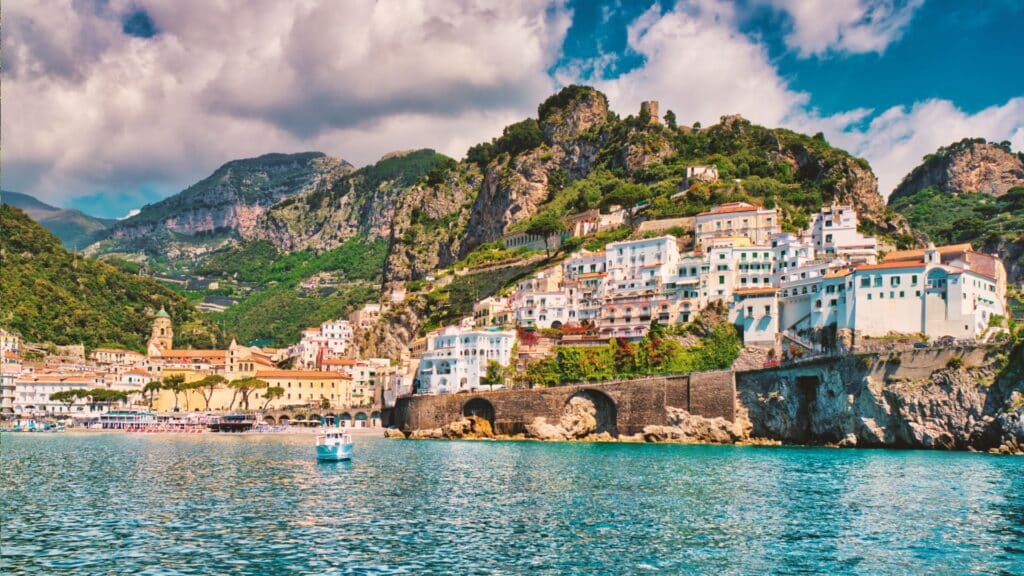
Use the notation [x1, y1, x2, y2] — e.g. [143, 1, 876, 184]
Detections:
[415, 328, 515, 395]
[810, 205, 878, 264]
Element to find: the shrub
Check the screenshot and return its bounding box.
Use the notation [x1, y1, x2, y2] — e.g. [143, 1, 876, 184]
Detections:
[946, 356, 964, 370]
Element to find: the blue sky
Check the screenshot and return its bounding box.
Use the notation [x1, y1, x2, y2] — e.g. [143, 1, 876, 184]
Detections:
[2, 0, 1022, 219]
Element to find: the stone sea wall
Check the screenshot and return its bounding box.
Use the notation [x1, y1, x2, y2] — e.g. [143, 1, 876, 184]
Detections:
[390, 345, 1024, 452]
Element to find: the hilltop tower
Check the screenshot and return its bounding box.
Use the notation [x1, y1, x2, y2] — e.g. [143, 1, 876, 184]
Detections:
[148, 307, 174, 355]
[640, 101, 660, 126]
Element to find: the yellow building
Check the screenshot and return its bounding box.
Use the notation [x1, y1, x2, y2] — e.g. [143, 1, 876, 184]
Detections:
[152, 370, 353, 413]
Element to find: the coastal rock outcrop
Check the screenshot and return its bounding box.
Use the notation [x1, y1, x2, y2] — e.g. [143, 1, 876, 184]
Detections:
[643, 407, 746, 444]
[384, 428, 407, 439]
[408, 416, 494, 440]
[736, 345, 1024, 452]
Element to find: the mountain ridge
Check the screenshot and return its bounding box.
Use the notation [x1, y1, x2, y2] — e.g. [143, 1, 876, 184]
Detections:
[1, 190, 115, 249]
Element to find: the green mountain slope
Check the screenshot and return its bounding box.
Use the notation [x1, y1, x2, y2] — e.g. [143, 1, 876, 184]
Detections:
[1, 190, 114, 248]
[0, 205, 220, 350]
[888, 138, 1024, 282]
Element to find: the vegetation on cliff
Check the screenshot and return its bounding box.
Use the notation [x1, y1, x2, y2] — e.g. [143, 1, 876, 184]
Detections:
[889, 186, 1024, 246]
[196, 237, 388, 346]
[0, 205, 220, 350]
[523, 319, 741, 387]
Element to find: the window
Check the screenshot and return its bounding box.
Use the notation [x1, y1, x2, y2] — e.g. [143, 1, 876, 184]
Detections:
[911, 275, 918, 285]
[899, 291, 905, 298]
[873, 276, 882, 287]
[719, 275, 725, 284]
[860, 277, 870, 288]
[891, 277, 901, 287]
[867, 294, 872, 300]
[764, 305, 771, 315]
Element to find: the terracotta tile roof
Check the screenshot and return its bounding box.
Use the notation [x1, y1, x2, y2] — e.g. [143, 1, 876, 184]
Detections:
[578, 272, 607, 278]
[158, 350, 227, 359]
[255, 370, 348, 379]
[734, 287, 778, 296]
[125, 368, 152, 376]
[321, 358, 357, 366]
[697, 202, 762, 216]
[855, 260, 926, 271]
[93, 348, 141, 355]
[885, 243, 973, 262]
[823, 269, 853, 279]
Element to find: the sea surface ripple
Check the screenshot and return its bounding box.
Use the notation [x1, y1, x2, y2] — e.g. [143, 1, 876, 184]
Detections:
[2, 433, 1023, 575]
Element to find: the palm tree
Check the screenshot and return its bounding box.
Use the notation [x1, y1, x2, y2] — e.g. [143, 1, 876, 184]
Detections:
[162, 374, 186, 412]
[143, 381, 162, 410]
[195, 375, 226, 411]
[261, 386, 284, 411]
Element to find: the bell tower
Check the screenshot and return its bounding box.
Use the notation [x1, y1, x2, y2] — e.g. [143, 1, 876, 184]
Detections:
[148, 307, 174, 354]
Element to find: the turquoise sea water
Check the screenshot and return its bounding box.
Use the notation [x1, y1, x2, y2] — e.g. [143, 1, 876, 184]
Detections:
[1, 434, 1023, 575]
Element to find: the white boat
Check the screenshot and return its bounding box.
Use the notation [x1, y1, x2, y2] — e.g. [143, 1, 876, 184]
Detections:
[315, 428, 353, 461]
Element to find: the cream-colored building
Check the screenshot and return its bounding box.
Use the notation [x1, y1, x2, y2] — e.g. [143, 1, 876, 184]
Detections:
[695, 202, 779, 248]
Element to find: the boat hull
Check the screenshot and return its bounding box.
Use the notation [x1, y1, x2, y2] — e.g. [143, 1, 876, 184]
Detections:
[316, 442, 353, 461]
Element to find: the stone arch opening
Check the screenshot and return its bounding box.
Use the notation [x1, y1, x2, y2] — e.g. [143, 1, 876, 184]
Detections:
[263, 415, 277, 425]
[279, 415, 291, 426]
[564, 389, 617, 437]
[795, 375, 820, 442]
[462, 398, 496, 427]
[355, 412, 368, 428]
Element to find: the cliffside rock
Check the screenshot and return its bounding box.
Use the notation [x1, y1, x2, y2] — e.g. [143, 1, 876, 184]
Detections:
[408, 427, 444, 440]
[384, 428, 407, 439]
[253, 149, 454, 253]
[890, 139, 1024, 202]
[525, 417, 567, 441]
[559, 395, 598, 437]
[442, 415, 494, 439]
[738, 346, 1024, 451]
[643, 407, 745, 444]
[99, 153, 350, 249]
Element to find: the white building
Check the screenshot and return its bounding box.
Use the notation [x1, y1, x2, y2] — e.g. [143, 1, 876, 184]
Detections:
[1, 352, 21, 415]
[0, 329, 21, 354]
[808, 204, 878, 264]
[13, 372, 113, 417]
[290, 319, 354, 369]
[605, 235, 680, 293]
[415, 326, 515, 395]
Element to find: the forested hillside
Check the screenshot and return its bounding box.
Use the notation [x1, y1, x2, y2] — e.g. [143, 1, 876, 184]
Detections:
[0, 205, 220, 350]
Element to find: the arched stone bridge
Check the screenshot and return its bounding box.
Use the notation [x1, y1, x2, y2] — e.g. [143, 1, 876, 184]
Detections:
[262, 407, 382, 428]
[388, 371, 735, 436]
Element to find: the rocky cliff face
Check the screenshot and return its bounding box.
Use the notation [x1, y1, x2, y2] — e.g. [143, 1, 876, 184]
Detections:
[460, 87, 612, 254]
[737, 345, 1024, 453]
[104, 152, 350, 243]
[890, 139, 1024, 202]
[253, 149, 454, 253]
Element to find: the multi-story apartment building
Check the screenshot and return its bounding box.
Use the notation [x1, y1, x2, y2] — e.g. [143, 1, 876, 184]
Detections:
[808, 204, 878, 264]
[733, 244, 1007, 349]
[289, 319, 354, 369]
[0, 329, 21, 355]
[415, 325, 515, 395]
[1, 352, 20, 415]
[473, 296, 512, 327]
[694, 202, 779, 248]
[14, 372, 110, 416]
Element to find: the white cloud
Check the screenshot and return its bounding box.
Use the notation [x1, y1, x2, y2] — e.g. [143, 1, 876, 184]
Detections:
[582, 2, 807, 128]
[810, 98, 1024, 197]
[563, 0, 1023, 202]
[1, 0, 570, 209]
[761, 0, 925, 57]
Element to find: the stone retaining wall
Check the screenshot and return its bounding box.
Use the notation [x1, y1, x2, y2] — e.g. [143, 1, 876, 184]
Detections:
[389, 371, 736, 436]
